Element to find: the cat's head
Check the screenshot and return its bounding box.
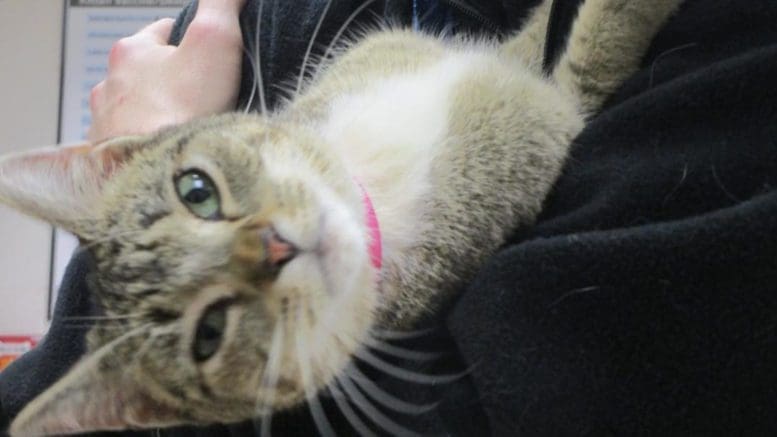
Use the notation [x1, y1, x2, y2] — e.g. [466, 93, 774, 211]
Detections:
[3, 113, 381, 435]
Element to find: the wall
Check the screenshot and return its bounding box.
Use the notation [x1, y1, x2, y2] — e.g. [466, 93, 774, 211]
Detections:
[0, 0, 65, 335]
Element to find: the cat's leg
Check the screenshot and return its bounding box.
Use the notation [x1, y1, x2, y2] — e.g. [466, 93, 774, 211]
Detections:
[499, 0, 554, 75]
[379, 54, 585, 327]
[553, 0, 684, 117]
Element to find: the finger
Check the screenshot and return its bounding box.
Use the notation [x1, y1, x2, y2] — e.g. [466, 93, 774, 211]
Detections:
[89, 81, 105, 113]
[107, 32, 155, 70]
[135, 17, 176, 45]
[180, 0, 246, 53]
[86, 119, 106, 142]
[86, 125, 101, 143]
[107, 37, 135, 70]
[196, 0, 247, 17]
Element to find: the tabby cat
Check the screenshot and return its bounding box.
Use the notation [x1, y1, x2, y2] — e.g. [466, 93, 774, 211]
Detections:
[3, 0, 682, 434]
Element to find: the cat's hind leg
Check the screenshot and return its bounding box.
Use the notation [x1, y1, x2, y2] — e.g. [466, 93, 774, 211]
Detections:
[552, 0, 684, 117]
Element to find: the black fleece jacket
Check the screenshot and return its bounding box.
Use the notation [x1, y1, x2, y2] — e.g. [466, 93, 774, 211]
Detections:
[3, 0, 777, 435]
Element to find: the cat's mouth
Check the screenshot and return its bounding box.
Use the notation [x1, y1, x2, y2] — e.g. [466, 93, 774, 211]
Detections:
[253, 179, 381, 300]
[271, 204, 375, 297]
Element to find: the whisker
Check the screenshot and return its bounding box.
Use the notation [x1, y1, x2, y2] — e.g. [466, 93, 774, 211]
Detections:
[345, 364, 438, 415]
[335, 373, 422, 437]
[363, 335, 441, 361]
[242, 45, 259, 114]
[61, 324, 128, 330]
[295, 305, 336, 437]
[327, 382, 378, 437]
[295, 0, 333, 96]
[245, 0, 267, 115]
[63, 321, 153, 333]
[255, 320, 285, 437]
[312, 0, 381, 81]
[306, 293, 442, 416]
[61, 314, 142, 322]
[354, 348, 463, 385]
[369, 327, 436, 340]
[257, 0, 268, 115]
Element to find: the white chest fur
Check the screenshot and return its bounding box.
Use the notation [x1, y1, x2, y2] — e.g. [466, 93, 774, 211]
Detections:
[319, 51, 491, 257]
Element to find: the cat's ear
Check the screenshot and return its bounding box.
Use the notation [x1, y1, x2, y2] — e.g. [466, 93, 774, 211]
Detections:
[0, 137, 146, 239]
[8, 330, 185, 436]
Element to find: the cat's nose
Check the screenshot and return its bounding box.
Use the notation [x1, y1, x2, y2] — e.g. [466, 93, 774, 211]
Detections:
[264, 228, 297, 268]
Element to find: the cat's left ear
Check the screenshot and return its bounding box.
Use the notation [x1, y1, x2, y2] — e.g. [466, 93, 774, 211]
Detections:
[0, 137, 146, 239]
[8, 329, 185, 436]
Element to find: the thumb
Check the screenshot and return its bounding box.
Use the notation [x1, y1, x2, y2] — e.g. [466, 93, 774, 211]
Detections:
[136, 17, 176, 45]
[196, 0, 247, 18]
[180, 0, 246, 53]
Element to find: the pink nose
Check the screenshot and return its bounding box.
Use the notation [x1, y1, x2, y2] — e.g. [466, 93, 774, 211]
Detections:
[264, 229, 297, 268]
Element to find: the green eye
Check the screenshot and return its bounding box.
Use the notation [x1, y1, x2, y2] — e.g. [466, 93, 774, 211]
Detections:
[175, 170, 220, 219]
[192, 300, 230, 362]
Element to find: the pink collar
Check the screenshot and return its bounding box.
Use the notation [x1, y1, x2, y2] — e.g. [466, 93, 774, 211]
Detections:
[356, 180, 382, 271]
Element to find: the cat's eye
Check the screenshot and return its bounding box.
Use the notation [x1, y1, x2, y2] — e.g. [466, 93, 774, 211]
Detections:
[192, 300, 231, 362]
[175, 170, 221, 219]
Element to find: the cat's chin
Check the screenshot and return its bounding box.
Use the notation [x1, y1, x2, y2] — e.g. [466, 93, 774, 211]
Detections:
[270, 179, 377, 297]
[318, 211, 375, 292]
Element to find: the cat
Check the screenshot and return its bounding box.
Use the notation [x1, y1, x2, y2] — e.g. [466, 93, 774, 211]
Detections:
[3, 0, 683, 435]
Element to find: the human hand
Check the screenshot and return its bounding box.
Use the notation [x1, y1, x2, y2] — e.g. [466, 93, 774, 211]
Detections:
[88, 0, 246, 142]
